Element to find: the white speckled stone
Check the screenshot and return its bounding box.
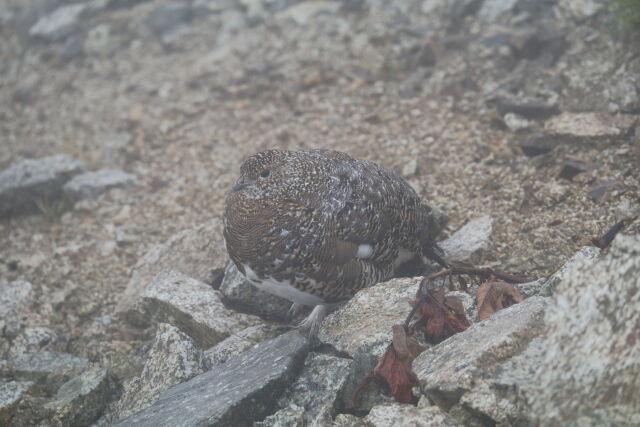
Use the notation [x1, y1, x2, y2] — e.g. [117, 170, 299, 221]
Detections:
[141, 271, 262, 349]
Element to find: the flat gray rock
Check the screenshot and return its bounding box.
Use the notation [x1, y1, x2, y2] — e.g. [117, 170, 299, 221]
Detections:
[0, 155, 84, 217]
[414, 297, 548, 407]
[141, 271, 261, 349]
[254, 404, 305, 427]
[276, 353, 351, 424]
[115, 330, 309, 427]
[0, 381, 33, 425]
[114, 323, 204, 421]
[0, 281, 33, 341]
[318, 277, 420, 412]
[318, 277, 419, 357]
[202, 324, 280, 370]
[8, 327, 56, 358]
[118, 218, 228, 312]
[63, 169, 137, 203]
[438, 215, 493, 261]
[145, 1, 192, 36]
[44, 367, 115, 427]
[28, 3, 86, 41]
[364, 403, 462, 427]
[545, 112, 637, 140]
[276, 1, 340, 25]
[5, 351, 88, 396]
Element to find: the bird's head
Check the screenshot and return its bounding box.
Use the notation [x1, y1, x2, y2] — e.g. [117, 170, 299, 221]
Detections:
[229, 149, 294, 200]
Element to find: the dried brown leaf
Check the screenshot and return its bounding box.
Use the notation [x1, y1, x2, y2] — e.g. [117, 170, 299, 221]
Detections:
[372, 325, 425, 403]
[476, 280, 524, 321]
[416, 287, 470, 344]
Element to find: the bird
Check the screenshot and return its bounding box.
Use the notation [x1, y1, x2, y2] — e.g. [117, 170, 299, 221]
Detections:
[223, 149, 447, 336]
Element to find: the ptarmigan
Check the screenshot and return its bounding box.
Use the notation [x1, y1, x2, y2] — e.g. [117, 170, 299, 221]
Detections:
[223, 149, 447, 335]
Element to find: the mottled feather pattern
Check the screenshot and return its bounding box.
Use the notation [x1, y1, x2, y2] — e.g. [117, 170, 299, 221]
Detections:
[224, 149, 445, 304]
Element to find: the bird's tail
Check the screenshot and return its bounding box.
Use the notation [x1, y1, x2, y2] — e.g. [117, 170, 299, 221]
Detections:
[423, 243, 449, 269]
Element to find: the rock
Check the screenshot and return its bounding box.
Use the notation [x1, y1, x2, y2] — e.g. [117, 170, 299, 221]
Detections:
[561, 0, 605, 20]
[609, 75, 639, 113]
[114, 323, 204, 421]
[217, 8, 247, 43]
[510, 23, 567, 65]
[0, 381, 33, 425]
[438, 215, 493, 262]
[457, 378, 521, 425]
[239, 0, 267, 24]
[402, 158, 418, 177]
[588, 180, 618, 203]
[477, 0, 518, 21]
[519, 136, 553, 157]
[141, 271, 261, 349]
[8, 327, 56, 358]
[319, 277, 419, 357]
[341, 341, 395, 413]
[202, 324, 281, 370]
[0, 1, 14, 26]
[319, 278, 418, 412]
[255, 404, 305, 427]
[145, 1, 192, 37]
[107, 0, 150, 9]
[219, 262, 292, 321]
[491, 94, 560, 120]
[414, 297, 548, 409]
[28, 3, 86, 41]
[276, 353, 351, 424]
[44, 367, 115, 427]
[100, 132, 132, 166]
[0, 155, 84, 217]
[515, 278, 546, 298]
[276, 1, 340, 25]
[0, 281, 33, 340]
[540, 246, 600, 296]
[118, 218, 228, 312]
[85, 24, 123, 56]
[6, 352, 88, 396]
[522, 234, 640, 424]
[558, 159, 590, 180]
[503, 113, 530, 132]
[54, 33, 84, 60]
[115, 330, 309, 426]
[63, 169, 137, 203]
[364, 403, 462, 427]
[545, 112, 637, 141]
[334, 413, 365, 426]
[192, 0, 236, 14]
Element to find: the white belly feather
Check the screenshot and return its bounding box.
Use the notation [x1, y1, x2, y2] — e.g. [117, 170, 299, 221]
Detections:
[241, 264, 324, 306]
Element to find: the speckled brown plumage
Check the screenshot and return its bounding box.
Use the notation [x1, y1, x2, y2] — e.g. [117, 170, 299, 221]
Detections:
[223, 149, 446, 309]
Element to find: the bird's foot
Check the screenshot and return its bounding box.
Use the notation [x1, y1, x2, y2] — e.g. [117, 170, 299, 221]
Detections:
[287, 302, 305, 321]
[298, 305, 328, 338]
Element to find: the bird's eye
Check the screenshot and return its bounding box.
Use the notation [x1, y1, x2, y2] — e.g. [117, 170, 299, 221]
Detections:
[260, 169, 270, 178]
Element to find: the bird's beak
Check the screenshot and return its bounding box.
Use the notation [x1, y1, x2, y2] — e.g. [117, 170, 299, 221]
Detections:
[231, 182, 248, 193]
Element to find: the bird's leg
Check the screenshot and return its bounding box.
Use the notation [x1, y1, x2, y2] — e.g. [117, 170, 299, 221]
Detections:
[298, 305, 328, 338]
[287, 302, 305, 321]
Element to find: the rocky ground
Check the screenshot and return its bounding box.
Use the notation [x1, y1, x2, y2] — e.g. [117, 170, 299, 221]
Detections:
[0, 0, 639, 425]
